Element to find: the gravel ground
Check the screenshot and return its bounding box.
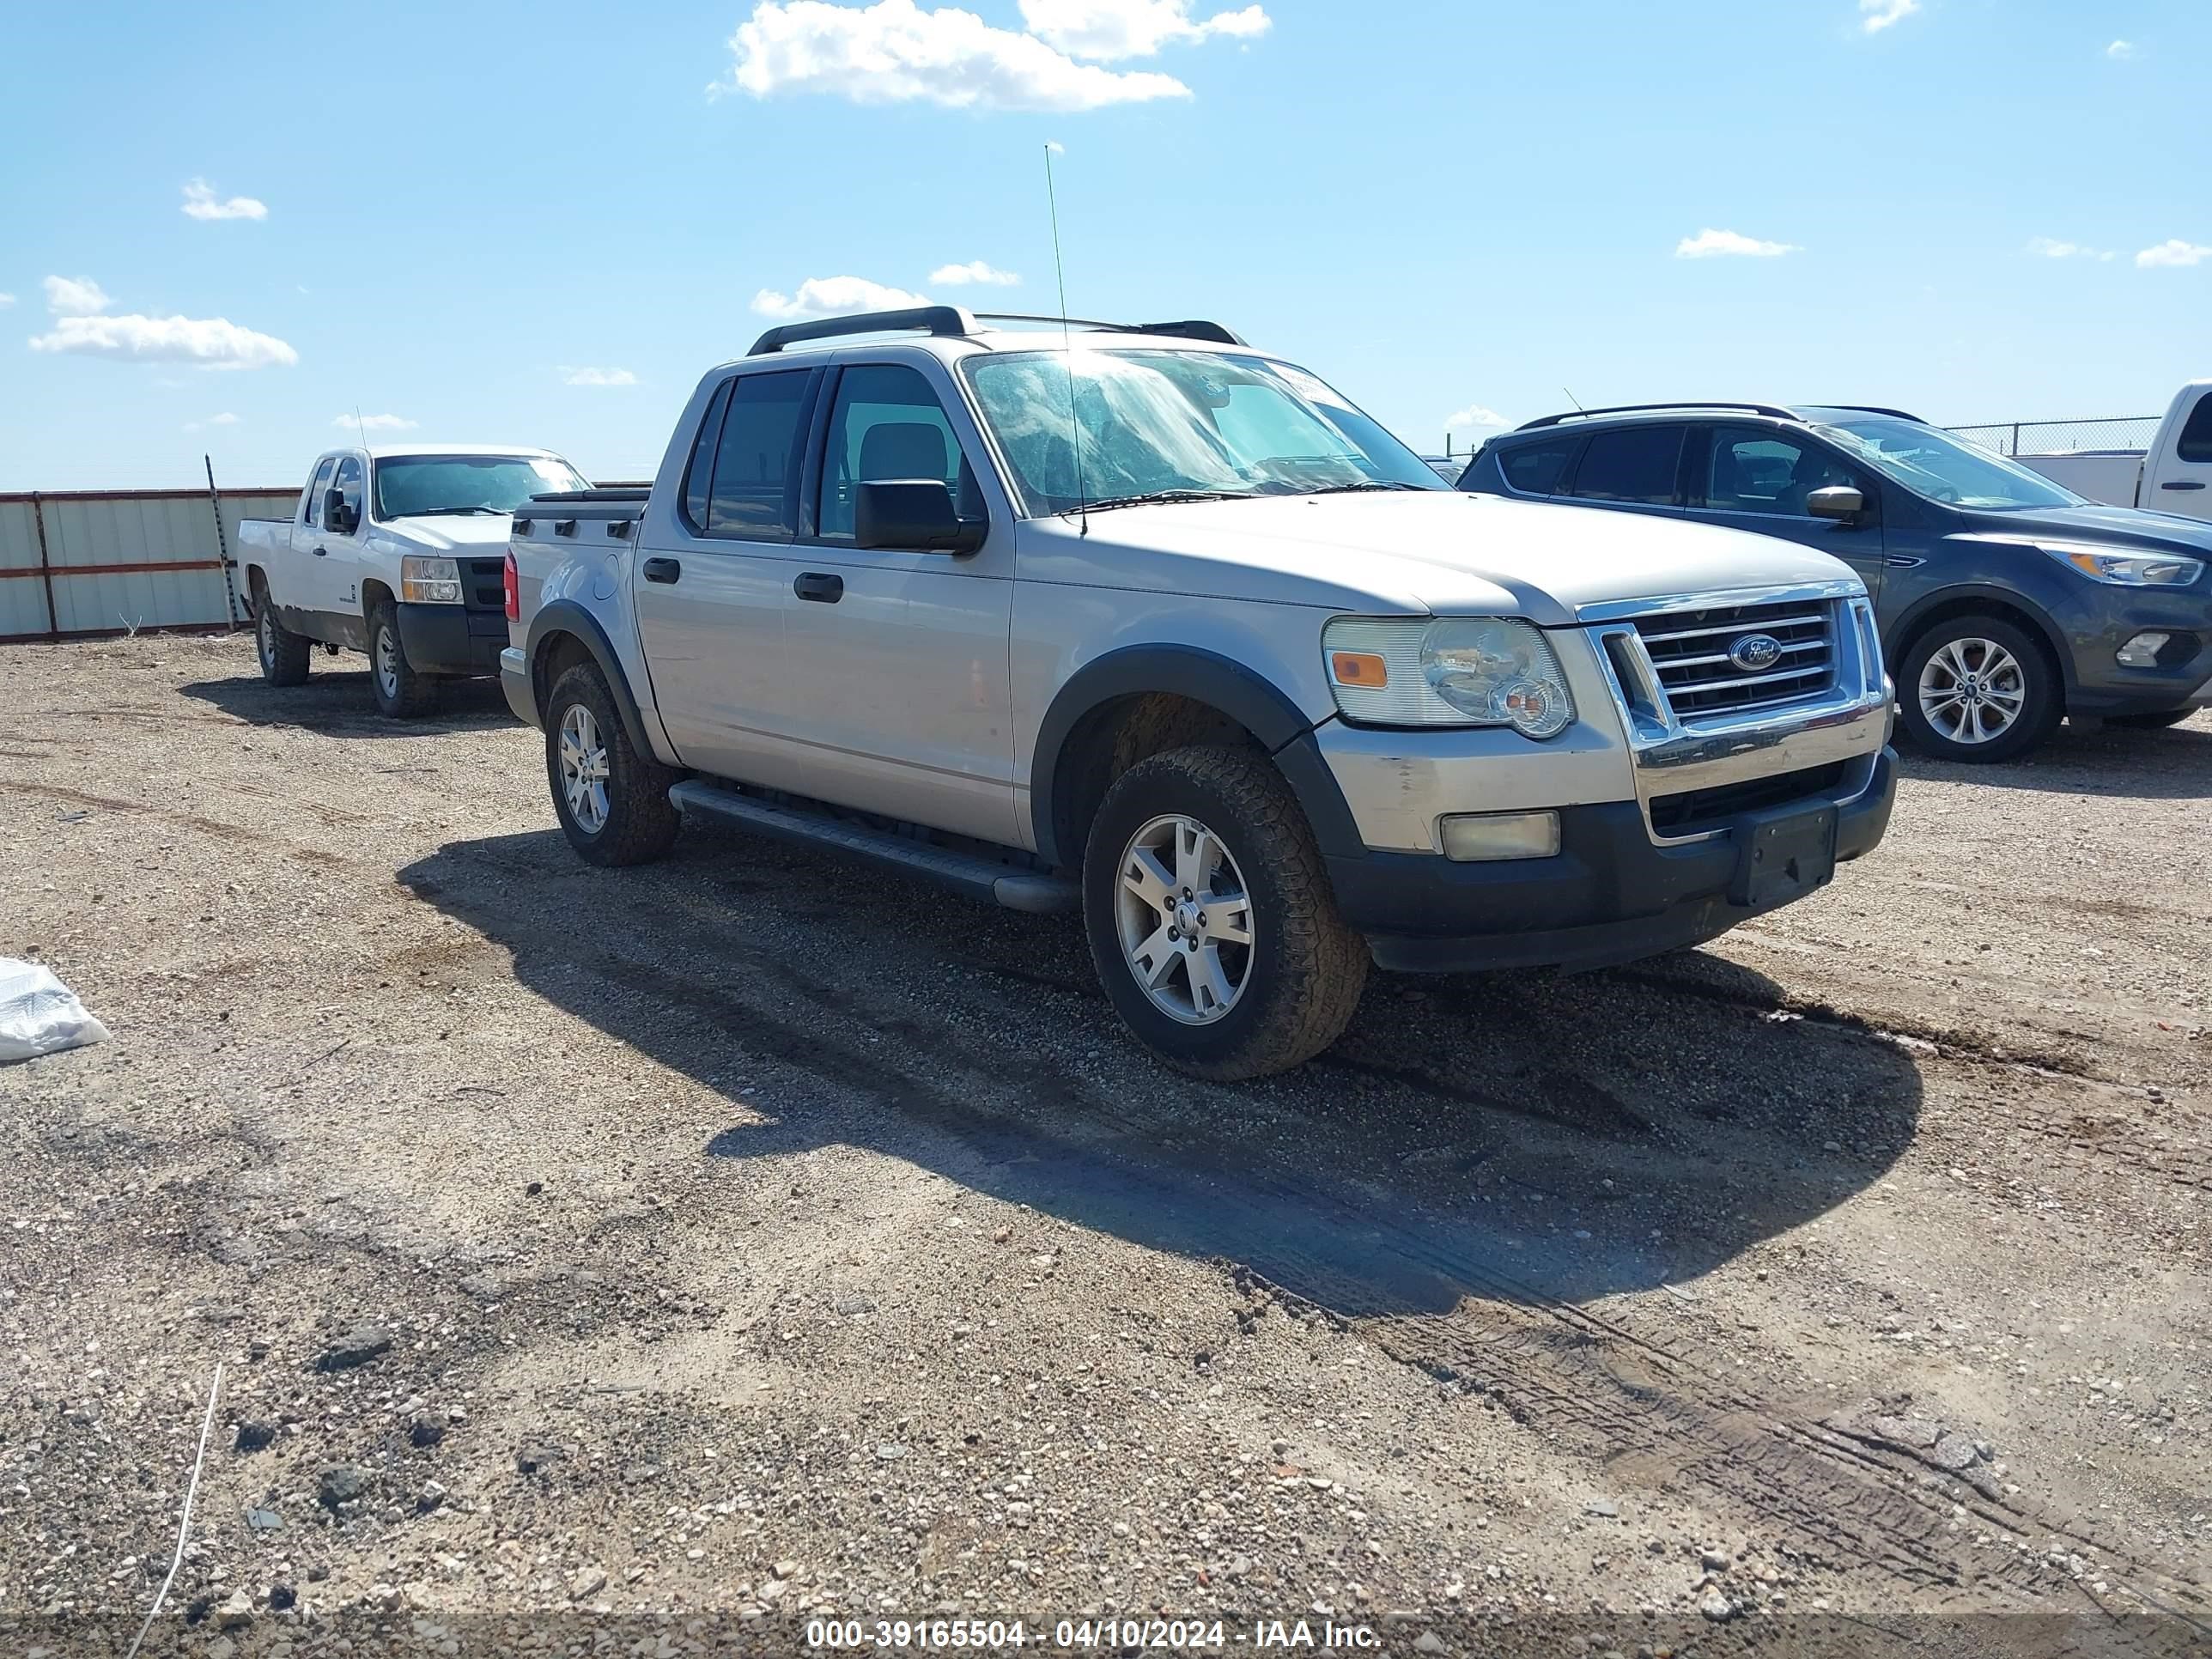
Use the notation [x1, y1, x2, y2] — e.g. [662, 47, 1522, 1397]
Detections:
[1, 634, 2207, 1658]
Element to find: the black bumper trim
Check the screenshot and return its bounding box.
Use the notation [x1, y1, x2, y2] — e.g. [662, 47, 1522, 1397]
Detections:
[396, 603, 506, 678]
[1338, 748, 1896, 975]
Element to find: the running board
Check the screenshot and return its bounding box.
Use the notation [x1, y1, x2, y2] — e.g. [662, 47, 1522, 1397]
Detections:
[667, 780, 1079, 915]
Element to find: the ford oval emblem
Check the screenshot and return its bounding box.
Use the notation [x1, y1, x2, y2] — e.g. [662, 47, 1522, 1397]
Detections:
[1729, 632, 1784, 672]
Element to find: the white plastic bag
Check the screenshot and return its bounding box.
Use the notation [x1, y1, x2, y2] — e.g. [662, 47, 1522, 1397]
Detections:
[0, 958, 111, 1063]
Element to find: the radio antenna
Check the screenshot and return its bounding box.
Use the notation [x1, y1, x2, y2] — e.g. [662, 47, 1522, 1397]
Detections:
[353, 405, 369, 445]
[1043, 142, 1089, 536]
[1561, 387, 1584, 410]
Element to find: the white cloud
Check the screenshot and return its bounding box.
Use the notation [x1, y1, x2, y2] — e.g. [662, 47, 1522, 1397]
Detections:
[723, 0, 1194, 110]
[0, 293, 14, 310]
[334, 414, 419, 432]
[183, 412, 242, 433]
[562, 366, 640, 386]
[2106, 39, 2134, 59]
[2027, 237, 2115, 261]
[1675, 228, 1801, 259]
[181, 179, 268, 222]
[750, 275, 932, 319]
[1016, 0, 1267, 60]
[2137, 240, 2212, 269]
[1858, 0, 1917, 33]
[44, 275, 112, 316]
[32, 313, 297, 368]
[929, 260, 1021, 286]
[1444, 404, 1505, 430]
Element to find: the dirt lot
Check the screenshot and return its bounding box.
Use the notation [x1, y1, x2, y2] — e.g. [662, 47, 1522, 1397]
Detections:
[2, 633, 2208, 1657]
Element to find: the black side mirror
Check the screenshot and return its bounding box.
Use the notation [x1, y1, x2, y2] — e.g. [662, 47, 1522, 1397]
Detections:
[855, 479, 985, 555]
[1807, 484, 1867, 522]
[324, 488, 356, 533]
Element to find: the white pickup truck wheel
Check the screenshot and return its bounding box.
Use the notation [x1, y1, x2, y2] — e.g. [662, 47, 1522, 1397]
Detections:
[368, 603, 440, 720]
[254, 586, 311, 687]
[544, 663, 680, 866]
[1083, 744, 1367, 1080]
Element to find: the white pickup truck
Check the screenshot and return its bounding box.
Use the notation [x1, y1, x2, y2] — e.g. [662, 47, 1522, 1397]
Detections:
[2010, 380, 2212, 521]
[236, 444, 590, 715]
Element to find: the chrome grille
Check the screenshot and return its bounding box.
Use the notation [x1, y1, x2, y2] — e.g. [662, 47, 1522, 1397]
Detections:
[1632, 599, 1837, 718]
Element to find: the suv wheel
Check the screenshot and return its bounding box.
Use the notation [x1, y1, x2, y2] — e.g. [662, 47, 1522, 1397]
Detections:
[368, 602, 440, 719]
[1082, 744, 1368, 1080]
[545, 662, 680, 866]
[1897, 617, 2062, 763]
[253, 584, 311, 687]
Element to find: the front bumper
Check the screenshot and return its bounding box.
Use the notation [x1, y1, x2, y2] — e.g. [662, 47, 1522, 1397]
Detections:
[1337, 747, 1896, 973]
[396, 602, 507, 678]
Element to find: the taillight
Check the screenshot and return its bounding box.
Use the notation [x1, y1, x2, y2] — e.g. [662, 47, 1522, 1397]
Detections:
[502, 550, 520, 621]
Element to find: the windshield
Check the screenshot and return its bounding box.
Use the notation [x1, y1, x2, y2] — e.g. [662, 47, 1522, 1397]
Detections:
[961, 349, 1443, 514]
[373, 454, 589, 520]
[1816, 417, 2082, 511]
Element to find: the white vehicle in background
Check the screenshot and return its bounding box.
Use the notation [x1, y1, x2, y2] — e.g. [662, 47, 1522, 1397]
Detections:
[2008, 381, 2212, 521]
[234, 445, 591, 717]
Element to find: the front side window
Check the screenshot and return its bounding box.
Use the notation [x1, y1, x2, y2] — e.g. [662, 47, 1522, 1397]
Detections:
[1698, 426, 1857, 516]
[1820, 416, 2080, 510]
[303, 457, 337, 526]
[707, 372, 812, 539]
[1567, 426, 1684, 505]
[373, 454, 589, 520]
[1498, 438, 1576, 495]
[332, 456, 366, 528]
[961, 348, 1442, 514]
[2177, 392, 2212, 465]
[817, 364, 978, 541]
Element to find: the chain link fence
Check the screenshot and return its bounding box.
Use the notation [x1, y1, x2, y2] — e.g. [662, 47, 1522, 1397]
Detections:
[1949, 416, 2160, 457]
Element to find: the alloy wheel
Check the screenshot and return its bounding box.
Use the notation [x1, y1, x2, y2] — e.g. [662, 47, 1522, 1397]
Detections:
[374, 623, 401, 702]
[1917, 636, 2027, 745]
[557, 703, 611, 834]
[1114, 813, 1255, 1025]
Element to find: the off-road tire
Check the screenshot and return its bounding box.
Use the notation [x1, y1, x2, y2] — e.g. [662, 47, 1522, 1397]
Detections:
[368, 601, 440, 719]
[2107, 707, 2196, 731]
[1895, 615, 2063, 764]
[544, 662, 681, 867]
[1082, 744, 1368, 1080]
[253, 580, 311, 687]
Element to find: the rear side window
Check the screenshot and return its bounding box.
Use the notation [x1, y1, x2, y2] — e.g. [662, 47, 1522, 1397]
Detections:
[681, 380, 734, 532]
[1568, 426, 1685, 505]
[707, 372, 812, 540]
[1498, 438, 1576, 495]
[303, 457, 337, 525]
[2178, 392, 2212, 464]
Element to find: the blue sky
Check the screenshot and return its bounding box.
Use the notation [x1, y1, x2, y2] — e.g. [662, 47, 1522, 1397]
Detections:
[3, 0, 2207, 490]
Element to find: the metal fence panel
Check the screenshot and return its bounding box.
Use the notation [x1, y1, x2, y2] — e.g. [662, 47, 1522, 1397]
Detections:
[0, 486, 295, 642]
[1950, 416, 2160, 458]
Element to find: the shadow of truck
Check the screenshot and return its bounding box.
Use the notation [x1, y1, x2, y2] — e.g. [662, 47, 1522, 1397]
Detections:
[399, 819, 1922, 1322]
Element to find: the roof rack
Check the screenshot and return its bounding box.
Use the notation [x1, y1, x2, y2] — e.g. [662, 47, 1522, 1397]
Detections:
[1517, 401, 1800, 430]
[1815, 404, 1926, 422]
[972, 313, 1248, 346]
[745, 306, 1246, 357]
[749, 305, 977, 356]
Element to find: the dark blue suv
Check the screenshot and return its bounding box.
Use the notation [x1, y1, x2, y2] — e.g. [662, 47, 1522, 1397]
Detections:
[1458, 403, 2212, 761]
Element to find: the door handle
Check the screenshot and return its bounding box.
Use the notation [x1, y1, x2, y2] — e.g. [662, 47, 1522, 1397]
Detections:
[312, 546, 329, 557]
[2160, 480, 2206, 491]
[641, 557, 682, 584]
[794, 572, 844, 604]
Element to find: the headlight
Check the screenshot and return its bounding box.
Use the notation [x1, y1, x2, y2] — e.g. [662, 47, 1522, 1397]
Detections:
[1322, 616, 1575, 738]
[2038, 543, 2201, 587]
[400, 554, 464, 605]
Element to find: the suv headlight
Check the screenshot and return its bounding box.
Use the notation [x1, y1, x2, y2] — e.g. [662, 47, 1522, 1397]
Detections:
[2037, 542, 2201, 587]
[1322, 616, 1575, 738]
[400, 554, 464, 605]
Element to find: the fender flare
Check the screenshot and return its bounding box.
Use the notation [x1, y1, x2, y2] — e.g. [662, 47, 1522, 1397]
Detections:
[1027, 643, 1363, 866]
[1883, 584, 2075, 692]
[524, 599, 654, 755]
